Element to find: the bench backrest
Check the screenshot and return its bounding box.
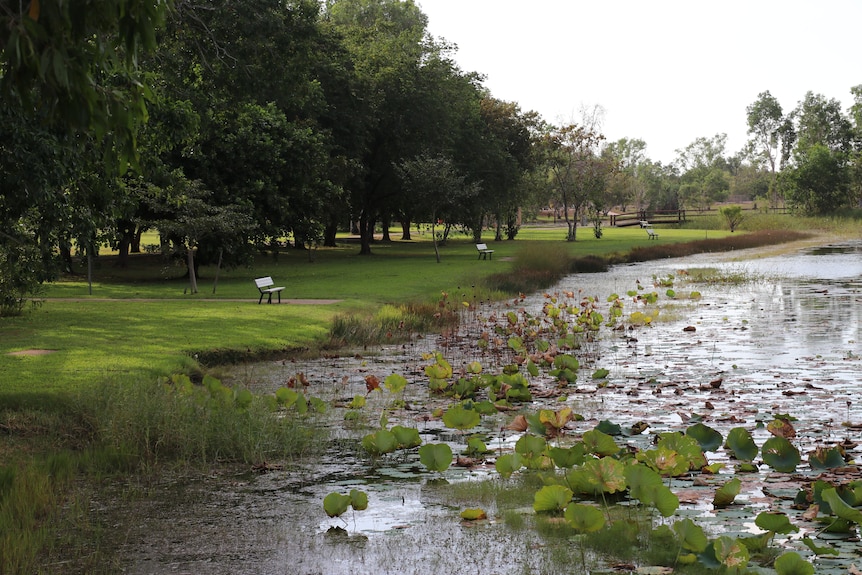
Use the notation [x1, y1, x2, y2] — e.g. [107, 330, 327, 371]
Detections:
[255, 277, 274, 289]
[476, 243, 488, 251]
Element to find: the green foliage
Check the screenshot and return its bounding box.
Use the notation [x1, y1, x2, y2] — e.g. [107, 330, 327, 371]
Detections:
[442, 404, 481, 431]
[563, 503, 605, 532]
[624, 464, 679, 517]
[418, 443, 452, 472]
[713, 477, 742, 508]
[774, 552, 815, 575]
[725, 427, 758, 461]
[686, 422, 723, 452]
[533, 485, 573, 514]
[761, 436, 801, 473]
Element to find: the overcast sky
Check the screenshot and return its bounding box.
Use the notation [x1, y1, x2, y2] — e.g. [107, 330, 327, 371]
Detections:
[417, 0, 861, 165]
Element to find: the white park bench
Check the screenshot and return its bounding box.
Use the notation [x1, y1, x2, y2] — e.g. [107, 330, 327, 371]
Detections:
[646, 228, 659, 240]
[476, 243, 494, 260]
[254, 276, 285, 304]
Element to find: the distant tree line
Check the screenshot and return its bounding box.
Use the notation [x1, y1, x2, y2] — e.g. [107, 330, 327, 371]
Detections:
[2, 0, 861, 312]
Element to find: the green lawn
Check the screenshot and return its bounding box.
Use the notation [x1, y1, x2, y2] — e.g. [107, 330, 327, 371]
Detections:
[1, 225, 732, 399]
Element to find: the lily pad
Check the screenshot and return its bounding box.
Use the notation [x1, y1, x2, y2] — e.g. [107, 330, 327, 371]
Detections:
[418, 443, 452, 472]
[563, 502, 605, 533]
[774, 551, 814, 575]
[533, 484, 573, 514]
[725, 427, 758, 461]
[713, 477, 742, 508]
[686, 422, 723, 452]
[762, 436, 801, 473]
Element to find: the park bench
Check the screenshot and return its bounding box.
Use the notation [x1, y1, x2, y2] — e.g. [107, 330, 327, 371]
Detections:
[254, 276, 285, 304]
[646, 228, 659, 240]
[476, 243, 494, 260]
[639, 220, 650, 228]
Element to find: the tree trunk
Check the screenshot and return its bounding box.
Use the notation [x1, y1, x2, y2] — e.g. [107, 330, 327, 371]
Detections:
[323, 219, 338, 247]
[400, 219, 412, 240]
[381, 217, 391, 242]
[359, 212, 373, 255]
[131, 225, 144, 253]
[187, 246, 198, 294]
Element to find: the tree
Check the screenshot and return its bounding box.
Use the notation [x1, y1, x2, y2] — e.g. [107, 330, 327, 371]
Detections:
[397, 155, 477, 262]
[543, 124, 608, 241]
[784, 144, 851, 214]
[745, 91, 795, 207]
[675, 134, 730, 210]
[720, 205, 745, 232]
[792, 92, 854, 156]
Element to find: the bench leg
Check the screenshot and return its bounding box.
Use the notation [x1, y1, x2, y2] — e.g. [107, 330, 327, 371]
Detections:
[267, 293, 273, 304]
[259, 293, 264, 304]
[276, 291, 281, 304]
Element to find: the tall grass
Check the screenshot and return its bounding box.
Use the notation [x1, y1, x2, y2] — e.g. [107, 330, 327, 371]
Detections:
[484, 242, 571, 293]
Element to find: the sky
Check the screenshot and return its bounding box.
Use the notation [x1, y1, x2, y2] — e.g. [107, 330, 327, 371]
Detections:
[416, 0, 861, 165]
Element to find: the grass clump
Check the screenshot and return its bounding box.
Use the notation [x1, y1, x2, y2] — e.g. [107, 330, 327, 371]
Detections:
[328, 301, 460, 347]
[485, 242, 571, 293]
[626, 229, 809, 263]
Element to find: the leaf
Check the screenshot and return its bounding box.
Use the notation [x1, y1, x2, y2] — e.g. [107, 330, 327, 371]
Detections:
[442, 404, 481, 430]
[713, 477, 742, 508]
[686, 422, 723, 452]
[580, 456, 627, 494]
[713, 535, 750, 572]
[419, 443, 452, 472]
[515, 434, 548, 460]
[553, 353, 579, 372]
[582, 429, 620, 456]
[820, 487, 862, 524]
[364, 374, 380, 393]
[539, 407, 573, 433]
[625, 464, 679, 517]
[767, 418, 797, 439]
[754, 511, 798, 535]
[591, 368, 610, 379]
[638, 446, 689, 477]
[762, 436, 801, 473]
[533, 484, 573, 513]
[725, 427, 758, 461]
[323, 492, 352, 518]
[494, 453, 523, 478]
[361, 429, 398, 455]
[774, 551, 815, 575]
[801, 536, 839, 556]
[673, 518, 708, 553]
[808, 446, 845, 469]
[549, 444, 585, 469]
[460, 508, 487, 520]
[384, 373, 408, 394]
[564, 503, 605, 533]
[349, 489, 368, 511]
[391, 425, 421, 449]
[595, 419, 622, 436]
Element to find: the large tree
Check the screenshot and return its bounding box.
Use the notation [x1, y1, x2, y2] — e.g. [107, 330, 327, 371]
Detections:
[745, 91, 795, 207]
[675, 134, 730, 210]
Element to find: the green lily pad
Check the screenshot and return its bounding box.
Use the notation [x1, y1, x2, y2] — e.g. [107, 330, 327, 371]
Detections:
[582, 429, 620, 456]
[762, 436, 801, 473]
[624, 463, 679, 517]
[384, 373, 408, 394]
[563, 502, 605, 533]
[494, 453, 523, 478]
[821, 487, 862, 524]
[801, 536, 839, 556]
[442, 404, 481, 431]
[714, 477, 742, 508]
[774, 551, 814, 575]
[323, 492, 352, 518]
[533, 484, 573, 514]
[725, 427, 758, 461]
[686, 422, 723, 452]
[418, 443, 452, 472]
[391, 425, 421, 449]
[754, 511, 798, 535]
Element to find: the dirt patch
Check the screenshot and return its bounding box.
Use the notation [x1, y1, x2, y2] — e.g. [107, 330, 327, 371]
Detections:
[6, 349, 57, 356]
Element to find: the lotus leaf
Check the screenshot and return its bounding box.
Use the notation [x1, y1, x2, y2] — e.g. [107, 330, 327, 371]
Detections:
[465, 436, 488, 456]
[725, 427, 758, 461]
[460, 508, 487, 521]
[582, 429, 620, 456]
[515, 434, 547, 460]
[418, 443, 452, 472]
[686, 422, 723, 452]
[580, 456, 627, 494]
[595, 419, 622, 436]
[391, 425, 421, 449]
[347, 394, 366, 409]
[774, 551, 815, 575]
[539, 407, 573, 433]
[591, 368, 610, 379]
[673, 517, 708, 553]
[655, 432, 706, 469]
[638, 446, 690, 477]
[467, 361, 482, 374]
[361, 429, 398, 455]
[323, 492, 352, 518]
[754, 511, 798, 535]
[801, 536, 839, 556]
[712, 535, 750, 573]
[762, 436, 801, 472]
[808, 446, 846, 469]
[349, 489, 368, 511]
[820, 487, 862, 524]
[553, 353, 580, 371]
[442, 404, 481, 430]
[384, 373, 408, 394]
[533, 484, 573, 513]
[495, 453, 523, 478]
[234, 388, 253, 408]
[564, 503, 606, 533]
[527, 359, 540, 377]
[713, 477, 742, 508]
[549, 444, 586, 469]
[624, 464, 679, 517]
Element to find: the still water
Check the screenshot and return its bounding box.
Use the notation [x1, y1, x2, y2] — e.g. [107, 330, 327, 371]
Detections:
[108, 240, 862, 575]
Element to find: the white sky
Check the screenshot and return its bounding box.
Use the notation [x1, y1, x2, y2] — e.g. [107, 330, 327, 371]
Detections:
[417, 0, 861, 165]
